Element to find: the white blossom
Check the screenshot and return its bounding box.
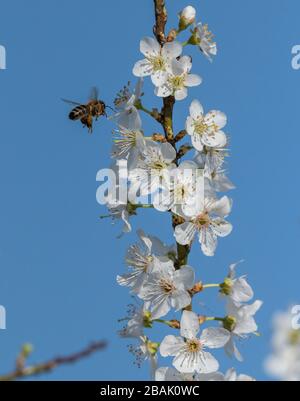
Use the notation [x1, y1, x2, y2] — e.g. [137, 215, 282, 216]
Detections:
[155, 56, 202, 101]
[160, 311, 230, 373]
[118, 304, 149, 338]
[129, 141, 177, 196]
[117, 230, 174, 294]
[174, 196, 233, 256]
[112, 127, 145, 169]
[112, 79, 143, 130]
[194, 146, 228, 177]
[220, 262, 254, 305]
[133, 37, 183, 87]
[153, 160, 204, 217]
[139, 261, 195, 319]
[186, 100, 227, 152]
[223, 300, 263, 361]
[155, 366, 255, 381]
[193, 23, 217, 61]
[104, 198, 135, 235]
[129, 336, 158, 378]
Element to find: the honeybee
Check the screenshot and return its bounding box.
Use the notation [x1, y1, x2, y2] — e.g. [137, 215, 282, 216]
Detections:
[62, 87, 108, 133]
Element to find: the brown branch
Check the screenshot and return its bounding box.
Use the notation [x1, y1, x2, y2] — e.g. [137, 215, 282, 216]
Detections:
[0, 340, 107, 381]
[153, 0, 167, 45]
[162, 95, 175, 142]
[174, 130, 187, 143]
[153, 0, 192, 268]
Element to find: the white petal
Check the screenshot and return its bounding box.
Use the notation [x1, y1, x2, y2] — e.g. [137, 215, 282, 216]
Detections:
[196, 351, 219, 374]
[211, 218, 233, 237]
[190, 100, 204, 119]
[180, 310, 199, 339]
[155, 84, 172, 98]
[209, 196, 232, 216]
[232, 277, 253, 303]
[243, 300, 263, 316]
[162, 41, 183, 60]
[117, 108, 142, 131]
[200, 327, 230, 349]
[201, 130, 227, 148]
[224, 368, 237, 381]
[185, 116, 195, 136]
[140, 37, 160, 57]
[175, 87, 188, 101]
[178, 55, 192, 72]
[133, 59, 153, 77]
[150, 297, 171, 319]
[174, 222, 197, 245]
[225, 337, 243, 361]
[160, 335, 184, 357]
[174, 265, 195, 289]
[171, 290, 191, 310]
[153, 189, 173, 212]
[191, 133, 204, 151]
[199, 227, 217, 256]
[151, 70, 168, 86]
[160, 142, 177, 162]
[184, 74, 202, 87]
[207, 110, 227, 129]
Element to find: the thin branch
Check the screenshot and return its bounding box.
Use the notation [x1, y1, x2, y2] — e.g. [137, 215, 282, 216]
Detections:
[153, 0, 192, 271]
[153, 0, 167, 45]
[0, 340, 107, 381]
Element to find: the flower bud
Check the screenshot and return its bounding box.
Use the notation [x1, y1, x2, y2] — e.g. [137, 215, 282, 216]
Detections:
[219, 277, 233, 296]
[223, 315, 237, 332]
[178, 6, 196, 31]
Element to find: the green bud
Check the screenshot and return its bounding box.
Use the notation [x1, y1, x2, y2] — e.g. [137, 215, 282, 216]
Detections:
[22, 343, 34, 358]
[219, 278, 233, 296]
[223, 315, 237, 332]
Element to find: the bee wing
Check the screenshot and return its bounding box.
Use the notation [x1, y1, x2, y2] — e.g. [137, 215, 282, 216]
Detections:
[89, 86, 99, 101]
[61, 98, 82, 106]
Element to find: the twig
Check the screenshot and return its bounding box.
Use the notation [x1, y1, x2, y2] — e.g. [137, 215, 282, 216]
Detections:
[0, 340, 107, 381]
[153, 0, 192, 274]
[153, 0, 167, 45]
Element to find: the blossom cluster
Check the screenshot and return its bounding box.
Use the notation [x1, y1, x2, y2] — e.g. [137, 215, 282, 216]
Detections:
[100, 3, 262, 381]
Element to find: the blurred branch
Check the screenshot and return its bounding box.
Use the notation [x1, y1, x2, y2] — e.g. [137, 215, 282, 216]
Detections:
[0, 340, 107, 381]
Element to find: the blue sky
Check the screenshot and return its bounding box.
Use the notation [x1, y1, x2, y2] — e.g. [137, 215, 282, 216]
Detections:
[0, 0, 300, 380]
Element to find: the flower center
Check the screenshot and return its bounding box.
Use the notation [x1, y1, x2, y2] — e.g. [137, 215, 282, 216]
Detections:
[194, 212, 211, 228]
[186, 339, 202, 353]
[193, 116, 218, 136]
[159, 278, 175, 294]
[174, 184, 187, 202]
[149, 55, 166, 72]
[169, 75, 185, 90]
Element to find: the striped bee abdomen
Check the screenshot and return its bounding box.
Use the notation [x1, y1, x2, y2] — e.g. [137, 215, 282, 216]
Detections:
[69, 105, 88, 120]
